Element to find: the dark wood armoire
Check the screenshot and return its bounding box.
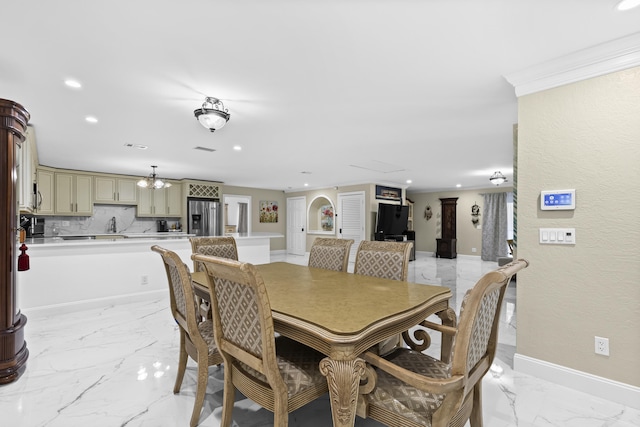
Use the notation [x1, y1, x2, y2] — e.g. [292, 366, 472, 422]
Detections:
[436, 197, 458, 259]
[0, 99, 30, 384]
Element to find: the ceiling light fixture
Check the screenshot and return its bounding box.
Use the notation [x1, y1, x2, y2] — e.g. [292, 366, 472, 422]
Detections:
[489, 171, 508, 186]
[194, 97, 230, 132]
[616, 0, 640, 11]
[85, 116, 98, 123]
[137, 165, 172, 189]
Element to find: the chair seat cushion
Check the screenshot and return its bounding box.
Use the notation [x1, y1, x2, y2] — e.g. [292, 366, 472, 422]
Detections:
[366, 349, 451, 427]
[238, 337, 327, 397]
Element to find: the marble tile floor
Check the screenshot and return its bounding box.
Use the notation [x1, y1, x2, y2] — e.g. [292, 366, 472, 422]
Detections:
[2, 253, 639, 427]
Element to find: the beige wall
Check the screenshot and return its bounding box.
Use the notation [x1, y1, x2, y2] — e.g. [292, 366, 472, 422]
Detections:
[408, 187, 511, 256]
[517, 66, 640, 386]
[220, 185, 287, 250]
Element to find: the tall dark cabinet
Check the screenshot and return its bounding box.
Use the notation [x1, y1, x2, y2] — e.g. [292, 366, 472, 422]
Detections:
[436, 197, 458, 259]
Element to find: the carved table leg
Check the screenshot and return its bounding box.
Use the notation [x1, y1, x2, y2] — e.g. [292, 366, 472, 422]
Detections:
[319, 357, 366, 427]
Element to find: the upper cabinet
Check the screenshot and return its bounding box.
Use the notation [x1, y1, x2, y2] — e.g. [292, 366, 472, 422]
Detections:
[137, 181, 181, 217]
[17, 126, 38, 213]
[94, 176, 138, 204]
[55, 172, 93, 215]
[34, 168, 55, 215]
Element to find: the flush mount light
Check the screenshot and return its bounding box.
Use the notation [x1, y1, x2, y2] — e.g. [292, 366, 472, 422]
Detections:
[194, 97, 230, 132]
[137, 165, 172, 190]
[85, 116, 98, 123]
[233, 145, 242, 151]
[489, 171, 508, 186]
[616, 0, 640, 11]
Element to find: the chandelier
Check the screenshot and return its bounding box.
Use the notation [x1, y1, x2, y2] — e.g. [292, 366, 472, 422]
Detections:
[194, 97, 230, 132]
[489, 171, 508, 186]
[137, 166, 171, 189]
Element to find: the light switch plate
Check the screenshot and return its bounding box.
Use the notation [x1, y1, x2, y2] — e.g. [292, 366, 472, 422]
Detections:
[540, 228, 576, 244]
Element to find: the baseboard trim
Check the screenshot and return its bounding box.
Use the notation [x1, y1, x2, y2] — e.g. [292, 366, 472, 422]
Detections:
[23, 289, 167, 318]
[514, 353, 640, 410]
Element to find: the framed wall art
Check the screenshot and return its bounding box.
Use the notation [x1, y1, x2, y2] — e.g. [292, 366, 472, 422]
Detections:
[375, 185, 402, 202]
[259, 200, 278, 223]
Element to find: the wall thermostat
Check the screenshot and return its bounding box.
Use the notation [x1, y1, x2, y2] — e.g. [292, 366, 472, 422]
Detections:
[540, 189, 576, 210]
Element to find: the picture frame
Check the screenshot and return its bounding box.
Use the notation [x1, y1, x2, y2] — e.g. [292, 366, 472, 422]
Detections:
[375, 185, 402, 202]
[259, 200, 278, 223]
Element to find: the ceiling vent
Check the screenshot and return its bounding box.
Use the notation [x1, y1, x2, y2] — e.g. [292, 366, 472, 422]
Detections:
[193, 146, 216, 153]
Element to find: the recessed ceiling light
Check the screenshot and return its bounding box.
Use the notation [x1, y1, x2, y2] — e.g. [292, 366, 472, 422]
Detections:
[85, 116, 98, 123]
[456, 184, 462, 188]
[233, 145, 242, 151]
[616, 0, 640, 11]
[406, 179, 412, 184]
[64, 79, 82, 89]
[304, 183, 309, 187]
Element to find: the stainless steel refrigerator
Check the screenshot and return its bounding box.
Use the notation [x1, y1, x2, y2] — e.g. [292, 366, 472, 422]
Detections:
[187, 198, 223, 236]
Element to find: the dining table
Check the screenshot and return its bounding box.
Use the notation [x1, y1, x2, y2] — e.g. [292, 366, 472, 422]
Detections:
[191, 261, 453, 427]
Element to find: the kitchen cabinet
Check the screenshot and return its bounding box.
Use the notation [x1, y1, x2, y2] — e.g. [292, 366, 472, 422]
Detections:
[55, 173, 93, 215]
[35, 168, 55, 215]
[17, 126, 38, 213]
[137, 181, 181, 217]
[166, 183, 182, 216]
[94, 176, 138, 204]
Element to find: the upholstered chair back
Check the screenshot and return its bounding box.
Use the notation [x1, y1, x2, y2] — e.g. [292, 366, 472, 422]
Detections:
[354, 240, 412, 281]
[190, 236, 238, 272]
[308, 238, 354, 272]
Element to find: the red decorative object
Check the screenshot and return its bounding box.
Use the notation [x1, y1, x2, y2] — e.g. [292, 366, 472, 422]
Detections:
[18, 244, 29, 271]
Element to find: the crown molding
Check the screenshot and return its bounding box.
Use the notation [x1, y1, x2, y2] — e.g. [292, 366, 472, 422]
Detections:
[504, 31, 640, 97]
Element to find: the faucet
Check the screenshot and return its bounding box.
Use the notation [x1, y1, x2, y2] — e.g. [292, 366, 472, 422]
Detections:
[109, 217, 117, 233]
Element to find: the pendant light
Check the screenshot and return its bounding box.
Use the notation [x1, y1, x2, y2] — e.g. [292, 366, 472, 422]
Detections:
[137, 165, 171, 189]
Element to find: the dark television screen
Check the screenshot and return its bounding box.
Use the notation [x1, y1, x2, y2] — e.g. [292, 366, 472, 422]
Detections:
[376, 203, 409, 236]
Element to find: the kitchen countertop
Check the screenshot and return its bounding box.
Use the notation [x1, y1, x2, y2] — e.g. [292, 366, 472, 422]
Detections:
[21, 231, 283, 247]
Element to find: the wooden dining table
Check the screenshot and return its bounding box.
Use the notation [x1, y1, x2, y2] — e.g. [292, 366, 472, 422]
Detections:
[192, 262, 452, 427]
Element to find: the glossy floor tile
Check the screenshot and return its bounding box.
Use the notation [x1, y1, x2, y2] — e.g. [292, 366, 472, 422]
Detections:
[1, 253, 638, 426]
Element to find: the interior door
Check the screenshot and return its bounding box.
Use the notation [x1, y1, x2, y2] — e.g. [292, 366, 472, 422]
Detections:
[337, 191, 365, 262]
[287, 196, 306, 256]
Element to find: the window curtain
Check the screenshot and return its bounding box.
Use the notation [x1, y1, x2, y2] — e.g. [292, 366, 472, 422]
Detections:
[237, 202, 248, 233]
[481, 192, 508, 261]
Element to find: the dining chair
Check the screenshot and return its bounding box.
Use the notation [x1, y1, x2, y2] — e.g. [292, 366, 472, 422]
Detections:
[151, 245, 223, 427]
[192, 253, 329, 427]
[358, 259, 529, 427]
[353, 240, 413, 355]
[308, 237, 355, 272]
[189, 236, 239, 271]
[189, 236, 239, 319]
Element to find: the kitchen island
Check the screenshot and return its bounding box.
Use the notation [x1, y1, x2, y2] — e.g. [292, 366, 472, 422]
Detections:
[18, 232, 284, 312]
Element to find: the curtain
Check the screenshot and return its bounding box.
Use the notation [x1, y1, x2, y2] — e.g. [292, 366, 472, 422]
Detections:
[237, 202, 248, 233]
[481, 192, 508, 261]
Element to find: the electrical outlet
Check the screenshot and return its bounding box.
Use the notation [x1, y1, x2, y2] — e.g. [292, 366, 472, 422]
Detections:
[595, 336, 609, 356]
[141, 275, 149, 286]
[471, 247, 477, 253]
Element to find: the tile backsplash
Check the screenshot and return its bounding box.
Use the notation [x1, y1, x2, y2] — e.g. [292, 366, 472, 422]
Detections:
[36, 205, 182, 236]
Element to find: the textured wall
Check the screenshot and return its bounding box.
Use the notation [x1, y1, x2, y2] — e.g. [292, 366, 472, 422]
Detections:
[516, 66, 640, 386]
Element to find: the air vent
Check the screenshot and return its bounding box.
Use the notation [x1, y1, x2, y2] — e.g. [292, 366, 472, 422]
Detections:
[194, 146, 216, 152]
[123, 143, 148, 150]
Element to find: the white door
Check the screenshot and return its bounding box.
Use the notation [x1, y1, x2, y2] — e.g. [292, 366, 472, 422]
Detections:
[337, 191, 366, 262]
[287, 196, 306, 256]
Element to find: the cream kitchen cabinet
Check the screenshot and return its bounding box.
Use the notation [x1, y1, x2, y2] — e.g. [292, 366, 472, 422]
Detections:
[137, 182, 181, 217]
[17, 126, 38, 213]
[35, 168, 55, 215]
[94, 176, 138, 204]
[55, 173, 93, 215]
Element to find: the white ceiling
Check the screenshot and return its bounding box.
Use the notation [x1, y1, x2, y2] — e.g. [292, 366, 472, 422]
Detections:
[2, 1, 639, 193]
